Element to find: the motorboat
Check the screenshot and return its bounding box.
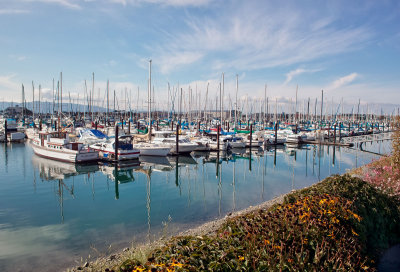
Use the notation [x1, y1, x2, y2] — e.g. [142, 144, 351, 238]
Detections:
[222, 135, 246, 148]
[133, 142, 171, 156]
[31, 131, 99, 163]
[90, 135, 140, 161]
[152, 131, 198, 155]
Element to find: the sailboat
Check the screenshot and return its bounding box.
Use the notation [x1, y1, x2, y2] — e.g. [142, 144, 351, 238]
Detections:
[31, 72, 99, 163]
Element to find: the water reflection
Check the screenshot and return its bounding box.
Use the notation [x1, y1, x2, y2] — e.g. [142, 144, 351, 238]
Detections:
[32, 155, 99, 181]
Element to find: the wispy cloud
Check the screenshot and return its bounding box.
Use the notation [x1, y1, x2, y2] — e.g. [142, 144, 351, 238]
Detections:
[24, 0, 82, 10]
[0, 74, 20, 93]
[9, 55, 27, 61]
[283, 68, 322, 85]
[0, 9, 30, 14]
[158, 51, 203, 74]
[284, 69, 306, 85]
[328, 73, 358, 90]
[110, 0, 212, 7]
[151, 2, 372, 74]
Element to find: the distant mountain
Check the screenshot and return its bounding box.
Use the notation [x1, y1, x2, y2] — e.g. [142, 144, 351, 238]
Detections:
[0, 101, 108, 114]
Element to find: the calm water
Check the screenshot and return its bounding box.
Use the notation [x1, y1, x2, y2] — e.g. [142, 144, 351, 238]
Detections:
[0, 141, 387, 271]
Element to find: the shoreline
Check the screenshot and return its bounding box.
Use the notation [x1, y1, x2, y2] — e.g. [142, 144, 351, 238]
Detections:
[67, 150, 397, 271]
[67, 192, 291, 271]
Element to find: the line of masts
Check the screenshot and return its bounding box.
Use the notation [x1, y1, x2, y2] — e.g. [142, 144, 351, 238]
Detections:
[14, 69, 400, 128]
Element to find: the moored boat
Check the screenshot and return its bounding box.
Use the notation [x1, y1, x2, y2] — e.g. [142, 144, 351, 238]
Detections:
[31, 131, 99, 163]
[90, 135, 140, 161]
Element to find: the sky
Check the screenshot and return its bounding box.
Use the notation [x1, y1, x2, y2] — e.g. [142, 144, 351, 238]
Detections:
[0, 0, 400, 114]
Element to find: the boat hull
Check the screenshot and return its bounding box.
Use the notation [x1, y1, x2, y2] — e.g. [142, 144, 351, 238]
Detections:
[31, 144, 99, 163]
[139, 147, 171, 156]
[91, 148, 140, 161]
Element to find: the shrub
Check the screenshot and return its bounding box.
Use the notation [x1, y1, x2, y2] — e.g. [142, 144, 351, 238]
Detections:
[117, 175, 400, 271]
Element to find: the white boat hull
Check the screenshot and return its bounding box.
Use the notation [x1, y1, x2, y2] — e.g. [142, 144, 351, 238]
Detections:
[93, 148, 140, 161]
[169, 144, 198, 154]
[31, 143, 99, 163]
[137, 146, 171, 156]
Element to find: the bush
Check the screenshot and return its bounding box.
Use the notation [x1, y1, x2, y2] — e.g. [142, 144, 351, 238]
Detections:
[117, 175, 400, 271]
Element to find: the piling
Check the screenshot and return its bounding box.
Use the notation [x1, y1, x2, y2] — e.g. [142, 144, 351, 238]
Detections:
[333, 123, 337, 144]
[217, 124, 220, 151]
[328, 123, 331, 142]
[274, 122, 278, 144]
[115, 125, 119, 161]
[4, 120, 8, 142]
[128, 120, 130, 135]
[249, 124, 253, 148]
[176, 124, 179, 154]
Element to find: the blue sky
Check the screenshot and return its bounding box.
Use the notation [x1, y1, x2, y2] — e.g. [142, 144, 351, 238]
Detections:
[1, 0, 399, 113]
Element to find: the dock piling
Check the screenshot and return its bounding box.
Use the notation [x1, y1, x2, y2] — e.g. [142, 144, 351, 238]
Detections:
[115, 124, 119, 161]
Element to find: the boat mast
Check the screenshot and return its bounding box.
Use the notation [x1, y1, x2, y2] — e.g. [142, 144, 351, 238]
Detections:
[204, 82, 209, 125]
[264, 84, 267, 127]
[320, 90, 324, 127]
[52, 79, 55, 123]
[32, 81, 35, 127]
[21, 84, 25, 122]
[107, 80, 109, 124]
[295, 85, 298, 125]
[58, 75, 61, 132]
[235, 75, 238, 130]
[39, 84, 41, 119]
[92, 72, 95, 121]
[60, 72, 63, 120]
[221, 72, 224, 128]
[148, 59, 152, 133]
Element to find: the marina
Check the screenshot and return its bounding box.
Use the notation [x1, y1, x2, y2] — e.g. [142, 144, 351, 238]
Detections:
[1, 1, 400, 270]
[0, 66, 397, 271]
[0, 137, 391, 271]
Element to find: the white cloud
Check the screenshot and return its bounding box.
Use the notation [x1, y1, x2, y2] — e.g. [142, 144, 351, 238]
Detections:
[0, 224, 69, 258]
[9, 55, 27, 61]
[111, 0, 212, 7]
[24, 0, 82, 10]
[109, 0, 127, 5]
[284, 69, 306, 85]
[328, 73, 358, 90]
[0, 9, 30, 14]
[158, 51, 203, 74]
[151, 2, 371, 73]
[0, 74, 20, 93]
[283, 68, 322, 85]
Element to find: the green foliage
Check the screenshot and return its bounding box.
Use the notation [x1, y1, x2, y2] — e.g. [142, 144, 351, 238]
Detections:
[117, 175, 400, 271]
[287, 174, 400, 257]
[392, 116, 400, 167]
